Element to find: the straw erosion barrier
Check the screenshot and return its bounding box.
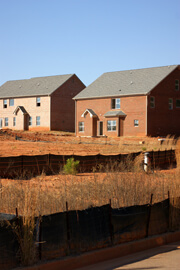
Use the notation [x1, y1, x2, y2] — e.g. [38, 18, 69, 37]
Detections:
[0, 141, 180, 269]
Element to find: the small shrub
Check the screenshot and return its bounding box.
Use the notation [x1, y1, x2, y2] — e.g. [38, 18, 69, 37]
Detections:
[63, 158, 79, 175]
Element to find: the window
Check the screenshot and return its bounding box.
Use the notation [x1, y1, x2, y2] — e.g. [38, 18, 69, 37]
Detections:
[5, 117, 8, 126]
[150, 96, 155, 108]
[78, 121, 84, 132]
[3, 99, 7, 108]
[175, 80, 179, 91]
[176, 99, 180, 108]
[36, 97, 41, 107]
[107, 120, 116, 131]
[134, 120, 139, 127]
[169, 98, 173, 110]
[36, 116, 40, 126]
[29, 116, 32, 126]
[9, 99, 14, 106]
[13, 117, 16, 126]
[111, 98, 120, 109]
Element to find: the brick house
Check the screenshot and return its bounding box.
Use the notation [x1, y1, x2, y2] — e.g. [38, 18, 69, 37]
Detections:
[0, 74, 85, 131]
[73, 65, 180, 137]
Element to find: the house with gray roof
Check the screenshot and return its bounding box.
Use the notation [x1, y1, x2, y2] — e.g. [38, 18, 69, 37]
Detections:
[73, 65, 180, 137]
[0, 74, 85, 131]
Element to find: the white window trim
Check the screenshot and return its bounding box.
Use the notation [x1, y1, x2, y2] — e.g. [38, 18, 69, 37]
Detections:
[36, 116, 40, 126]
[107, 120, 117, 131]
[9, 99, 14, 106]
[111, 98, 120, 109]
[78, 121, 84, 132]
[134, 119, 139, 127]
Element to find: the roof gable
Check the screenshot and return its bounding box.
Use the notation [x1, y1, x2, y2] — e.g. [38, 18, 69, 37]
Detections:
[0, 74, 74, 99]
[74, 65, 179, 100]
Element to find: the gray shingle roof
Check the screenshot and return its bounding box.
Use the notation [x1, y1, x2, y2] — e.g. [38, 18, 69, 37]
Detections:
[74, 65, 179, 100]
[104, 111, 127, 117]
[0, 74, 74, 98]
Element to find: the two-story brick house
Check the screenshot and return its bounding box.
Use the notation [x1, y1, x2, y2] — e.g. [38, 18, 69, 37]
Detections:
[73, 65, 180, 137]
[0, 74, 85, 131]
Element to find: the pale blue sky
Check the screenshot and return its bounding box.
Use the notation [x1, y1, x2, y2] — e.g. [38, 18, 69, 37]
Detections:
[0, 0, 180, 87]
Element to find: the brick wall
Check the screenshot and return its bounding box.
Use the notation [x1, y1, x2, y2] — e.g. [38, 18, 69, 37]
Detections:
[51, 75, 85, 132]
[76, 95, 147, 137]
[147, 67, 180, 136]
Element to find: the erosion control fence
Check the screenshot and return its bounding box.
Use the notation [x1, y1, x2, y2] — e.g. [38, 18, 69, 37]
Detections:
[0, 149, 176, 178]
[1, 197, 180, 270]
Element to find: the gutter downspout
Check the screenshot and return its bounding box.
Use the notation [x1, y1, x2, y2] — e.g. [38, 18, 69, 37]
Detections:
[146, 95, 148, 136]
[75, 100, 77, 136]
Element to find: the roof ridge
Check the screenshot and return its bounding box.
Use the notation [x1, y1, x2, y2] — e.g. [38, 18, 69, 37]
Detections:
[103, 64, 179, 75]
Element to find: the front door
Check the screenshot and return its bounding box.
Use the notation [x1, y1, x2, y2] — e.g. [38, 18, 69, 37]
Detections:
[0, 118, 2, 129]
[99, 121, 103, 135]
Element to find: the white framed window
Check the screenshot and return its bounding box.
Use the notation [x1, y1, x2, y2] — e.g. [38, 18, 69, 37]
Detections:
[150, 96, 155, 108]
[9, 99, 14, 106]
[36, 97, 41, 107]
[169, 98, 173, 110]
[13, 117, 16, 126]
[36, 116, 40, 126]
[29, 116, 32, 126]
[5, 117, 8, 126]
[107, 120, 116, 131]
[176, 99, 180, 108]
[111, 98, 120, 109]
[3, 99, 7, 108]
[175, 80, 179, 91]
[78, 121, 84, 132]
[134, 119, 139, 127]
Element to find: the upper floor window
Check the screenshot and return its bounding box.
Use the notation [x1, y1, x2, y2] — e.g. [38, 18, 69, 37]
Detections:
[78, 121, 84, 132]
[111, 98, 120, 109]
[107, 120, 116, 131]
[3, 99, 7, 108]
[9, 99, 14, 106]
[134, 119, 139, 127]
[169, 98, 173, 110]
[36, 97, 41, 107]
[29, 116, 32, 126]
[175, 80, 179, 91]
[176, 99, 180, 108]
[150, 96, 155, 108]
[13, 117, 16, 126]
[5, 117, 8, 126]
[36, 116, 40, 126]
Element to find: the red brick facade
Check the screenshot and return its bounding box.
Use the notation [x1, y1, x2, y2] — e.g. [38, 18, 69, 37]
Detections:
[75, 67, 180, 137]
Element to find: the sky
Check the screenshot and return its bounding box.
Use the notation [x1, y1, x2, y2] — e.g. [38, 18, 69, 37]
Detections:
[0, 0, 180, 87]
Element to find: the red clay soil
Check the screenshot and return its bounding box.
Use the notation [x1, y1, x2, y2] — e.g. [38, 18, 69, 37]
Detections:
[0, 129, 169, 157]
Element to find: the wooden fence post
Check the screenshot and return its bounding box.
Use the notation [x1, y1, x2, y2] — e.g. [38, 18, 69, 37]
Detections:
[109, 199, 113, 245]
[146, 194, 153, 238]
[66, 201, 71, 251]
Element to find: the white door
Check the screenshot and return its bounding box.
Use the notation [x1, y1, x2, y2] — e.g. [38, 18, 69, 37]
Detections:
[0, 118, 2, 129]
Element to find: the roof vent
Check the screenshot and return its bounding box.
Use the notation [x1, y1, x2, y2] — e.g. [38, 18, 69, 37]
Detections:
[37, 83, 40, 86]
[130, 81, 133, 84]
[19, 85, 21, 88]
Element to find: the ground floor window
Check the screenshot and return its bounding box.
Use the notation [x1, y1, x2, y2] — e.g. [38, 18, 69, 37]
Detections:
[107, 120, 116, 131]
[78, 121, 84, 132]
[13, 117, 16, 126]
[5, 117, 8, 126]
[176, 99, 180, 108]
[29, 116, 32, 126]
[134, 119, 139, 127]
[36, 116, 40, 126]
